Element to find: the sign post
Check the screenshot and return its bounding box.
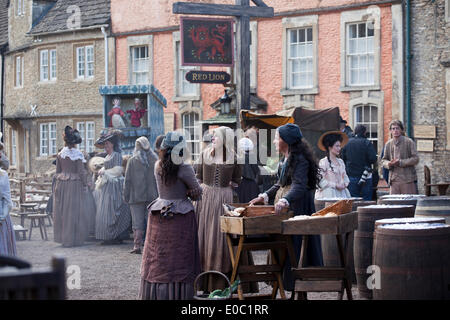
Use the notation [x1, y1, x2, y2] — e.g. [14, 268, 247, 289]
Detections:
[173, 0, 274, 129]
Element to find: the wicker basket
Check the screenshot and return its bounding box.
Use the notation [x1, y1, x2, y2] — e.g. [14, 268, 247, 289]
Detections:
[312, 199, 354, 216]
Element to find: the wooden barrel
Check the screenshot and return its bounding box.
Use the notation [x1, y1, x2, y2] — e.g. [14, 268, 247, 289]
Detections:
[354, 204, 415, 299]
[415, 196, 450, 224]
[378, 194, 426, 208]
[373, 223, 450, 300]
[320, 199, 373, 284]
[375, 217, 446, 229]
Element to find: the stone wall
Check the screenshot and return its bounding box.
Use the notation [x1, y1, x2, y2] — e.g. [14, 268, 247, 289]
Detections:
[411, 0, 450, 194]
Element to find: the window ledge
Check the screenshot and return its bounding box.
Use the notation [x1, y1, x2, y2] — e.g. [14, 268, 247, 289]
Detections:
[13, 86, 24, 89]
[173, 96, 201, 103]
[36, 156, 55, 161]
[280, 88, 318, 96]
[38, 80, 57, 85]
[73, 78, 95, 83]
[340, 85, 380, 92]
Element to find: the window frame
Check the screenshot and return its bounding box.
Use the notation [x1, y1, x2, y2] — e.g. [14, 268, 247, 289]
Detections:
[76, 121, 95, 153]
[446, 0, 450, 23]
[39, 48, 57, 82]
[172, 32, 200, 102]
[131, 45, 150, 85]
[10, 129, 17, 167]
[340, 9, 381, 91]
[14, 55, 24, 88]
[353, 104, 379, 151]
[75, 44, 94, 80]
[39, 122, 57, 157]
[281, 15, 319, 96]
[127, 35, 153, 85]
[182, 112, 201, 162]
[16, 0, 25, 16]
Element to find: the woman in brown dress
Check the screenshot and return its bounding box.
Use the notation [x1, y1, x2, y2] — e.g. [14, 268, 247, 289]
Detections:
[194, 126, 245, 292]
[139, 131, 202, 300]
[53, 126, 90, 247]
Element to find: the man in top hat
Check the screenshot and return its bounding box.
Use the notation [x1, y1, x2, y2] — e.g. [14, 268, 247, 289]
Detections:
[342, 124, 377, 200]
[340, 116, 354, 138]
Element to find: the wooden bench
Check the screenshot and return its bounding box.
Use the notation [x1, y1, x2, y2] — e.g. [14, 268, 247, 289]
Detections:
[13, 225, 28, 241]
[424, 165, 450, 196]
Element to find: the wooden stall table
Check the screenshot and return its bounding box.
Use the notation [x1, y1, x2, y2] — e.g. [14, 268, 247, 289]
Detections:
[220, 209, 295, 300]
[282, 211, 358, 300]
[17, 203, 38, 227]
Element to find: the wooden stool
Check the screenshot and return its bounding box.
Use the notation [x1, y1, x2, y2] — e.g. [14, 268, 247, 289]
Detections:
[27, 214, 49, 241]
[13, 225, 28, 241]
[282, 211, 358, 300]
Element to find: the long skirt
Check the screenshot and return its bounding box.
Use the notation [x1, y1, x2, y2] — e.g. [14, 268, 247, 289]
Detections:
[84, 189, 97, 238]
[53, 179, 88, 247]
[139, 210, 200, 300]
[94, 176, 131, 241]
[195, 184, 258, 293]
[0, 215, 17, 256]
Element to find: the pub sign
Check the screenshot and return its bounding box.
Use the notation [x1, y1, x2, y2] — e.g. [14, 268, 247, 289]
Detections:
[181, 17, 234, 67]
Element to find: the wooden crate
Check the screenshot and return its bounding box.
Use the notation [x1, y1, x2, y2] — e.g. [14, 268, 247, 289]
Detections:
[282, 211, 358, 235]
[220, 211, 293, 235]
[225, 203, 288, 217]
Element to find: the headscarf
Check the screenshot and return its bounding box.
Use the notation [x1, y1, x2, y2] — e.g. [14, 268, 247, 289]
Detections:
[133, 136, 157, 167]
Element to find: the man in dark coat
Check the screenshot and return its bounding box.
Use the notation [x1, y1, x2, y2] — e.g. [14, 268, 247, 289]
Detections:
[340, 116, 354, 138]
[342, 125, 377, 200]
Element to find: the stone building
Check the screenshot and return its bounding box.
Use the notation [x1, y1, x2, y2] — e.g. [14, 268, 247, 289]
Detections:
[410, 0, 450, 194]
[111, 0, 403, 162]
[0, 0, 8, 138]
[2, 0, 114, 174]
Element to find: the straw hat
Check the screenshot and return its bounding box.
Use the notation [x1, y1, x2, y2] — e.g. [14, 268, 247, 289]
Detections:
[88, 156, 105, 174]
[317, 131, 349, 152]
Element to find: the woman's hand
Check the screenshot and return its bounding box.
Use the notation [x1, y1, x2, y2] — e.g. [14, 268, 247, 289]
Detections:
[249, 196, 264, 206]
[336, 182, 346, 190]
[274, 199, 288, 214]
[98, 168, 105, 176]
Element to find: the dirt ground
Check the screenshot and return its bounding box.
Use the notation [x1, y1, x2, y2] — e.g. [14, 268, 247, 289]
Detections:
[12, 215, 365, 300]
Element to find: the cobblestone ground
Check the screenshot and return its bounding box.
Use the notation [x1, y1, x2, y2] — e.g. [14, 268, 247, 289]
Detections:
[12, 215, 365, 300]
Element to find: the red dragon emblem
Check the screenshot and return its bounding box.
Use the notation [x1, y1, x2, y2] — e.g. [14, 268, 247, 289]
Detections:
[188, 24, 228, 62]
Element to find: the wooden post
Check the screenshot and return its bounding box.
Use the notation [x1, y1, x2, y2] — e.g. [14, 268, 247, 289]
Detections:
[235, 0, 251, 130]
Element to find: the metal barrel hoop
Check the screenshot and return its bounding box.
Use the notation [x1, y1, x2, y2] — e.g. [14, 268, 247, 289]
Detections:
[193, 271, 232, 300]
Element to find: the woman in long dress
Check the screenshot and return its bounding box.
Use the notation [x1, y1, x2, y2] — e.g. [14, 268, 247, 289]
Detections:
[195, 126, 246, 292]
[0, 167, 16, 256]
[250, 123, 323, 293]
[315, 131, 351, 199]
[93, 130, 131, 244]
[53, 126, 89, 247]
[139, 131, 202, 300]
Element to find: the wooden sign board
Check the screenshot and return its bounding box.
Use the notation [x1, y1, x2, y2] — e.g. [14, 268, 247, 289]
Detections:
[416, 139, 434, 152]
[414, 125, 436, 139]
[186, 70, 231, 84]
[181, 17, 234, 67]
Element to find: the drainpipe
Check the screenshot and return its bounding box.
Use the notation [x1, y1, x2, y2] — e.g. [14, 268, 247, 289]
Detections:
[405, 0, 412, 137]
[101, 26, 109, 86]
[0, 48, 5, 138]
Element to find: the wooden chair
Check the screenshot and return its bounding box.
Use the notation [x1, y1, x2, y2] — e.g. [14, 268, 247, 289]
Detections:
[424, 165, 450, 196]
[0, 256, 66, 300]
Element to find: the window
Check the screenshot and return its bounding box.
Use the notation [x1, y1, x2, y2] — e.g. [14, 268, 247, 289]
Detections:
[340, 9, 380, 90]
[76, 45, 94, 79]
[446, 0, 450, 23]
[131, 46, 149, 84]
[15, 55, 24, 87]
[281, 15, 318, 95]
[288, 27, 313, 89]
[40, 123, 57, 156]
[10, 129, 17, 167]
[16, 0, 24, 16]
[40, 49, 57, 81]
[347, 22, 374, 86]
[176, 42, 197, 96]
[182, 112, 200, 161]
[354, 105, 378, 151]
[76, 121, 95, 153]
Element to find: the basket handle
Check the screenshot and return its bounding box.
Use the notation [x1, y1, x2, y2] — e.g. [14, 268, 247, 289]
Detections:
[194, 271, 232, 299]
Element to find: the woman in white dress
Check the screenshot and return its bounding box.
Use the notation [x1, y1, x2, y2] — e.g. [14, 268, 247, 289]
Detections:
[315, 131, 351, 199]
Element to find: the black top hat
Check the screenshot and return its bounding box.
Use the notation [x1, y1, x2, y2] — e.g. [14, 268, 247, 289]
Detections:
[64, 126, 82, 145]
